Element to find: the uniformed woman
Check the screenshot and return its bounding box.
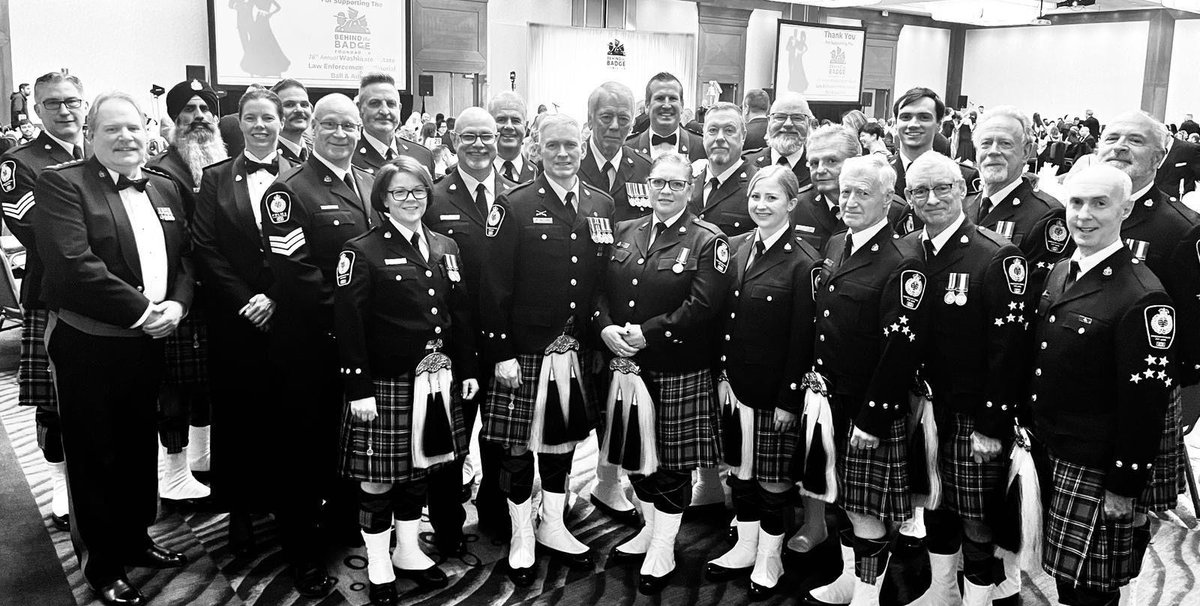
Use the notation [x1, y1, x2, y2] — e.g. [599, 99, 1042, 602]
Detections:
[704, 165, 820, 598]
[334, 157, 479, 606]
[598, 152, 731, 594]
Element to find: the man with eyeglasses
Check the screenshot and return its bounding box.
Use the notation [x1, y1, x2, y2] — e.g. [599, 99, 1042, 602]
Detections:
[890, 87, 979, 199]
[626, 72, 705, 162]
[258, 93, 375, 598]
[900, 152, 1028, 606]
[744, 91, 814, 189]
[424, 106, 516, 548]
[0, 71, 88, 535]
[271, 78, 313, 164]
[489, 91, 537, 183]
[689, 101, 757, 238]
[478, 113, 614, 586]
[580, 82, 653, 227]
[352, 72, 434, 175]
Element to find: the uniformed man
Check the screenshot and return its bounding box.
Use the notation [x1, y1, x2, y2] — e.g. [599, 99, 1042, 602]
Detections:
[803, 154, 928, 606]
[1156, 126, 1200, 201]
[259, 93, 375, 597]
[352, 72, 434, 175]
[902, 152, 1028, 606]
[891, 87, 979, 198]
[601, 152, 730, 594]
[580, 81, 653, 225]
[1027, 164, 1173, 606]
[742, 89, 770, 152]
[743, 92, 813, 189]
[689, 101, 757, 238]
[423, 106, 515, 548]
[488, 91, 537, 183]
[1095, 111, 1200, 599]
[37, 91, 192, 606]
[0, 71, 86, 533]
[478, 113, 615, 585]
[148, 79, 227, 506]
[626, 72, 705, 161]
[967, 106, 1070, 300]
[270, 78, 312, 164]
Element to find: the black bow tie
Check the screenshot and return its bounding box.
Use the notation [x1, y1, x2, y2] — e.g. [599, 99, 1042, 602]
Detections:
[246, 159, 278, 175]
[115, 175, 148, 192]
[651, 133, 677, 146]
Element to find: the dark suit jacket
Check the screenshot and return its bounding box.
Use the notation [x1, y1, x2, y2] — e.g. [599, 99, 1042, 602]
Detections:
[743, 116, 768, 151]
[276, 138, 310, 165]
[35, 157, 194, 327]
[687, 160, 758, 237]
[744, 146, 811, 189]
[353, 135, 435, 176]
[578, 145, 653, 224]
[625, 127, 705, 162]
[496, 155, 537, 183]
[1156, 138, 1200, 199]
[146, 146, 200, 218]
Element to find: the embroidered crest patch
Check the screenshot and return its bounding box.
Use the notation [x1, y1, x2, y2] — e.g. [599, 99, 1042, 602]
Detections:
[485, 204, 505, 238]
[1004, 256, 1027, 295]
[267, 192, 291, 224]
[336, 251, 355, 287]
[1146, 305, 1175, 350]
[714, 239, 729, 274]
[1045, 217, 1069, 254]
[900, 270, 926, 310]
[0, 160, 15, 193]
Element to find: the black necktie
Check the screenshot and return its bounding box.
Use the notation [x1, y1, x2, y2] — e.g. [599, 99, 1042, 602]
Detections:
[344, 174, 356, 196]
[748, 239, 766, 271]
[474, 183, 488, 219]
[115, 174, 148, 192]
[977, 197, 992, 223]
[299, 146, 310, 161]
[564, 191, 577, 224]
[651, 133, 677, 146]
[247, 159, 278, 175]
[411, 232, 425, 261]
[923, 238, 937, 261]
[1064, 260, 1080, 292]
[601, 161, 614, 190]
[777, 155, 790, 168]
[386, 147, 396, 161]
[706, 177, 720, 203]
[503, 160, 516, 182]
[651, 221, 667, 246]
[72, 145, 84, 160]
[841, 233, 854, 265]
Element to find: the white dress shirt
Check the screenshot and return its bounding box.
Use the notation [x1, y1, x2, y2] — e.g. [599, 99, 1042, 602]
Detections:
[921, 212, 966, 256]
[244, 150, 277, 231]
[650, 208, 687, 246]
[459, 169, 497, 212]
[110, 169, 168, 327]
[847, 217, 890, 255]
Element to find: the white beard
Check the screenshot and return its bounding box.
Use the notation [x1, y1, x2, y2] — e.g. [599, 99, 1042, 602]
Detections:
[173, 123, 227, 186]
[768, 132, 803, 157]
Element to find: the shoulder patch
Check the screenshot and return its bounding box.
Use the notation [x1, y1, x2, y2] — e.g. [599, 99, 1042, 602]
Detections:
[714, 239, 729, 274]
[1044, 217, 1069, 254]
[267, 191, 291, 224]
[1003, 256, 1027, 295]
[900, 269, 926, 310]
[336, 251, 355, 287]
[485, 204, 505, 237]
[0, 160, 15, 193]
[1146, 305, 1175, 350]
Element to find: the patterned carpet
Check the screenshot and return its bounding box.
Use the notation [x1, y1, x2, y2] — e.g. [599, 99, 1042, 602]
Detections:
[1, 328, 1199, 605]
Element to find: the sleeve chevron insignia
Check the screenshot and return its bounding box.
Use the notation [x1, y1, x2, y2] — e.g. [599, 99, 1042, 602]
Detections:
[2, 191, 34, 220]
[267, 227, 307, 256]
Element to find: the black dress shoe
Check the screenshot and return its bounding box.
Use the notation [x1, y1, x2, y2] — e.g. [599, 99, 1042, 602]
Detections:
[51, 513, 70, 532]
[606, 529, 648, 565]
[704, 561, 752, 582]
[292, 561, 336, 598]
[369, 580, 399, 605]
[748, 579, 780, 601]
[506, 559, 536, 587]
[537, 542, 593, 569]
[461, 478, 475, 504]
[127, 544, 187, 569]
[589, 494, 641, 526]
[638, 569, 674, 595]
[395, 564, 449, 590]
[160, 495, 220, 511]
[191, 469, 212, 485]
[96, 577, 145, 606]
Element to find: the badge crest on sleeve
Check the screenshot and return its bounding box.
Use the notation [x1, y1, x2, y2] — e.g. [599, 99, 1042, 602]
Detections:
[336, 251, 355, 287]
[0, 160, 15, 193]
[900, 270, 926, 310]
[1146, 305, 1176, 350]
[1045, 218, 1068, 254]
[1004, 256, 1027, 295]
[267, 192, 291, 224]
[714, 240, 729, 274]
[485, 204, 505, 238]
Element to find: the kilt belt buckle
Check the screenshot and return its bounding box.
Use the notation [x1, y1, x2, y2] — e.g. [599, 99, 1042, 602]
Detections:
[801, 371, 828, 396]
[545, 334, 581, 355]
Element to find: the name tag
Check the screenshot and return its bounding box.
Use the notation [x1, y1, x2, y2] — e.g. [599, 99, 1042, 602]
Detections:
[795, 224, 816, 233]
[533, 217, 553, 224]
[320, 204, 340, 210]
[385, 258, 407, 265]
[156, 207, 176, 222]
[439, 214, 461, 221]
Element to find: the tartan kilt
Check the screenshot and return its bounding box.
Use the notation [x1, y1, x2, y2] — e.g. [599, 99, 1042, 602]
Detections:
[18, 307, 56, 409]
[839, 417, 912, 522]
[1140, 386, 1184, 513]
[481, 351, 601, 449]
[162, 315, 209, 385]
[939, 412, 1007, 521]
[741, 406, 799, 484]
[1042, 452, 1135, 592]
[645, 368, 720, 472]
[339, 374, 467, 483]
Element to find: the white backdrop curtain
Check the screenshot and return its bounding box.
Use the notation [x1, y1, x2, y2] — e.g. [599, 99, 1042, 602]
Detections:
[527, 24, 696, 124]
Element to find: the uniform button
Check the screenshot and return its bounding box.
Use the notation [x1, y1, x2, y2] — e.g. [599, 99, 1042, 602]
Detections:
[734, 290, 740, 297]
[569, 302, 576, 309]
[431, 307, 439, 315]
[434, 326, 442, 334]
[1077, 328, 1085, 334]
[632, 278, 639, 286]
[426, 270, 433, 277]
[395, 276, 402, 281]
[817, 358, 823, 365]
[1035, 368, 1041, 376]
[828, 285, 834, 292]
[136, 286, 144, 292]
[819, 335, 826, 342]
[665, 331, 672, 338]
[766, 295, 773, 302]
[541, 234, 548, 240]
[570, 233, 577, 240]
[628, 300, 635, 307]
[720, 355, 726, 362]
[823, 310, 830, 317]
[570, 279, 577, 286]
[448, 229, 454, 235]
[869, 401, 876, 408]
[700, 213, 705, 219]
[790, 382, 798, 390]
[730, 312, 736, 319]
[1031, 394, 1037, 402]
[637, 258, 644, 265]
[333, 220, 340, 226]
[724, 334, 731, 341]
[488, 332, 495, 337]
[986, 402, 994, 408]
[428, 288, 436, 296]
[1040, 341, 1047, 349]
[1049, 315, 1056, 323]
[571, 256, 578, 263]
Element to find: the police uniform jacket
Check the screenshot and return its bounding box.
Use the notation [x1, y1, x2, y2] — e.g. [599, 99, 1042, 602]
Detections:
[965, 175, 1069, 298]
[792, 188, 917, 251]
[353, 134, 435, 176]
[720, 230, 819, 413]
[1120, 186, 1200, 386]
[276, 138, 310, 164]
[497, 155, 537, 184]
[743, 116, 768, 152]
[688, 160, 758, 237]
[597, 211, 731, 372]
[425, 168, 516, 321]
[904, 220, 1028, 439]
[35, 157, 194, 326]
[260, 154, 374, 333]
[891, 153, 980, 199]
[479, 174, 614, 361]
[335, 221, 478, 401]
[1156, 137, 1200, 199]
[1029, 247, 1173, 497]
[578, 143, 653, 224]
[626, 128, 705, 162]
[744, 146, 811, 189]
[146, 145, 200, 218]
[0, 131, 77, 307]
[813, 225, 928, 438]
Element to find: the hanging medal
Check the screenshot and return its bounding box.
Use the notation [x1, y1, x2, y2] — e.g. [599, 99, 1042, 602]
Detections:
[672, 247, 691, 274]
[994, 220, 1015, 241]
[443, 254, 462, 283]
[945, 272, 969, 306]
[626, 182, 650, 209]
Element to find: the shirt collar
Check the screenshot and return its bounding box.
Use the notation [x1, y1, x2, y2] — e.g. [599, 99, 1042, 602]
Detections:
[709, 159, 744, 187]
[314, 152, 348, 181]
[106, 166, 144, 184]
[495, 154, 524, 174]
[545, 176, 579, 204]
[771, 146, 805, 168]
[983, 177, 1022, 205]
[387, 215, 420, 242]
[244, 149, 278, 164]
[589, 137, 624, 170]
[459, 169, 495, 196]
[278, 136, 303, 155]
[755, 223, 789, 252]
[1131, 183, 1154, 203]
[44, 132, 78, 156]
[1072, 239, 1124, 278]
[922, 212, 966, 255]
[363, 131, 394, 157]
[848, 217, 890, 254]
[654, 207, 687, 230]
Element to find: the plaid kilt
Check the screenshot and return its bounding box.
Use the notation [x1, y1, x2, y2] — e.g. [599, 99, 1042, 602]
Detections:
[1140, 386, 1184, 513]
[939, 412, 1007, 521]
[339, 374, 467, 483]
[839, 417, 912, 522]
[481, 351, 601, 449]
[18, 307, 56, 409]
[1043, 452, 1135, 592]
[645, 368, 720, 471]
[741, 406, 799, 483]
[163, 315, 209, 385]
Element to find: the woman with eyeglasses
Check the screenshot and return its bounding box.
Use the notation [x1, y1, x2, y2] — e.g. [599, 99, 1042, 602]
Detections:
[598, 152, 731, 594]
[334, 156, 479, 605]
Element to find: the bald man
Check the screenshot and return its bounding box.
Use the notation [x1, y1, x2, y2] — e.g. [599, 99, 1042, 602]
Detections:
[259, 93, 376, 597]
[743, 91, 814, 188]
